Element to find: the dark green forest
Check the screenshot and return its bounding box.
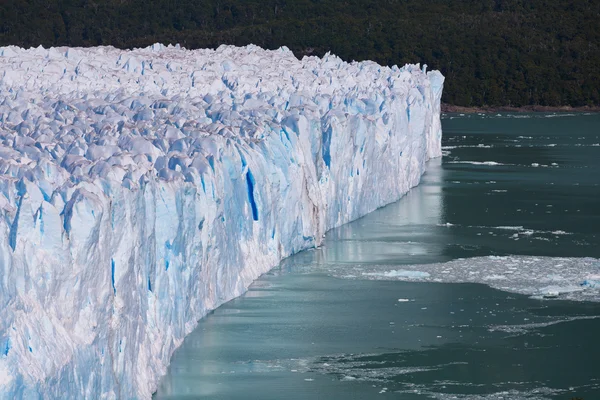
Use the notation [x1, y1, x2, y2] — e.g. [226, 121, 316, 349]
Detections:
[1, 0, 599, 107]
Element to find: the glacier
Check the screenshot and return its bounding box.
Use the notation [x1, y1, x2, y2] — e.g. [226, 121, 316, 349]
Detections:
[0, 43, 443, 399]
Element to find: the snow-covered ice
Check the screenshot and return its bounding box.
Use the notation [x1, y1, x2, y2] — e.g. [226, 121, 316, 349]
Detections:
[0, 44, 443, 398]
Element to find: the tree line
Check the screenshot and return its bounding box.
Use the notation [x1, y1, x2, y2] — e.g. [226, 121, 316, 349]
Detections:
[1, 0, 598, 107]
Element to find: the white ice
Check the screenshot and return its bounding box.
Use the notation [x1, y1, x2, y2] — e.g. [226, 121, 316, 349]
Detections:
[351, 256, 600, 302]
[0, 44, 443, 398]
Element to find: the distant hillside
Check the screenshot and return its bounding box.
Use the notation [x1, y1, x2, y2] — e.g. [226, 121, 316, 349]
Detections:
[1, 0, 598, 107]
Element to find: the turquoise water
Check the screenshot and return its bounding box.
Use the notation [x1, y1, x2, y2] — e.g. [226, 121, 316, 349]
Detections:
[155, 113, 600, 399]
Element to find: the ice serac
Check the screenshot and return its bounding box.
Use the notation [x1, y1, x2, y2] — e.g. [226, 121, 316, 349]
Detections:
[0, 44, 443, 399]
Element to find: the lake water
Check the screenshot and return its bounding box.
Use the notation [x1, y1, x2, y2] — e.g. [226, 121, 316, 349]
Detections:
[154, 113, 600, 399]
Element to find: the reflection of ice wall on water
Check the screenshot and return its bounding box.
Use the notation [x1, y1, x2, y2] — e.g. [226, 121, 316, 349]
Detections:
[396, 156, 444, 226]
[0, 44, 443, 398]
[300, 156, 445, 267]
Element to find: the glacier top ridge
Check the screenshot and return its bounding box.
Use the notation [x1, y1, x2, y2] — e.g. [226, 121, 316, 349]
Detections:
[0, 43, 442, 208]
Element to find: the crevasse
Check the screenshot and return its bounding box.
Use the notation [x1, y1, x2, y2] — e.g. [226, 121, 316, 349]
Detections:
[0, 44, 443, 399]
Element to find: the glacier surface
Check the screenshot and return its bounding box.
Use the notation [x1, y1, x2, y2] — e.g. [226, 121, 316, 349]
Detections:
[0, 43, 443, 399]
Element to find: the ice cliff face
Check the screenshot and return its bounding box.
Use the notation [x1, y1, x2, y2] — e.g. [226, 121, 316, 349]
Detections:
[0, 43, 443, 399]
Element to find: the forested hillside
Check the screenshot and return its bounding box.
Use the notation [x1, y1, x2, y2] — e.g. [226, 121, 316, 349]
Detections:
[1, 0, 598, 107]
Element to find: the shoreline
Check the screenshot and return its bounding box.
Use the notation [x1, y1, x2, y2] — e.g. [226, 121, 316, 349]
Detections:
[441, 103, 600, 114]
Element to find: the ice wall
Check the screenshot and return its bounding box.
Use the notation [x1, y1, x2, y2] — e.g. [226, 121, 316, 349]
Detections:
[0, 44, 443, 399]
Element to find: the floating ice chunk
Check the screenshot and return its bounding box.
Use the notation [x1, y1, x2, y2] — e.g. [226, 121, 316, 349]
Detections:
[364, 270, 431, 279]
[539, 285, 583, 298]
[484, 275, 509, 281]
[448, 161, 509, 166]
[438, 222, 455, 227]
[581, 275, 600, 288]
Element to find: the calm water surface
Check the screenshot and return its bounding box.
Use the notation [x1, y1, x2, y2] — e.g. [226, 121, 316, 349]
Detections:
[155, 113, 600, 399]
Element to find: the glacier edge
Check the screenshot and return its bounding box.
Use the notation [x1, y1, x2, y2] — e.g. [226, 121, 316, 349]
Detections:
[0, 44, 443, 399]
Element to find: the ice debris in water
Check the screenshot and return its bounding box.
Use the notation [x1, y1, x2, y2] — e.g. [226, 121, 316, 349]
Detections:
[363, 270, 430, 279]
[0, 44, 443, 398]
[351, 256, 600, 302]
